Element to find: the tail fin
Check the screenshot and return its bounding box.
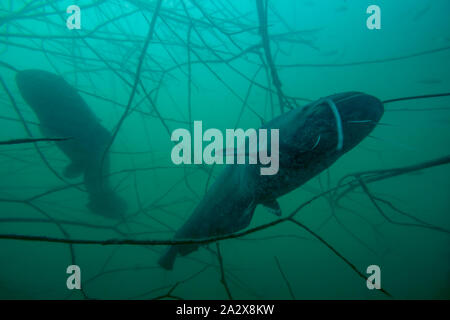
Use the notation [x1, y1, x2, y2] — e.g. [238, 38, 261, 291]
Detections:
[158, 246, 177, 270]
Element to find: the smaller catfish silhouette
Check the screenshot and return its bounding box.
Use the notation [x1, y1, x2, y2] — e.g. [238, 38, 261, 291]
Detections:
[159, 92, 384, 269]
[16, 69, 127, 219]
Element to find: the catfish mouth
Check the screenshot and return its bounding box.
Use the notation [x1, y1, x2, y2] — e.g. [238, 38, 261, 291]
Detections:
[15, 69, 55, 114]
[336, 92, 384, 128]
[16, 69, 46, 93]
[305, 92, 384, 154]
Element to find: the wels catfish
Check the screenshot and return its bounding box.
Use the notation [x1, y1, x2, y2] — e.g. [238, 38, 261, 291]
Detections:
[15, 69, 127, 219]
[159, 92, 384, 269]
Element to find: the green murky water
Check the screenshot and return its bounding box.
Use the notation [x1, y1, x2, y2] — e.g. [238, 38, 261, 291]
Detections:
[0, 0, 449, 299]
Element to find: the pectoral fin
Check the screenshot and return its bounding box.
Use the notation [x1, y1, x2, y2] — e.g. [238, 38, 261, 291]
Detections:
[262, 199, 282, 217]
[236, 200, 257, 230]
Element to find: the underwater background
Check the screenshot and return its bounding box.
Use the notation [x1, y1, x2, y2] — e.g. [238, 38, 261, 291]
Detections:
[0, 0, 449, 299]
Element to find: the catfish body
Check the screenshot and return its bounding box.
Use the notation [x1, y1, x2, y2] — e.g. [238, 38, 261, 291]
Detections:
[16, 69, 126, 218]
[159, 92, 384, 269]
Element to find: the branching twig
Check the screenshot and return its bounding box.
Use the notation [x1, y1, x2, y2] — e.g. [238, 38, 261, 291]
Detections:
[0, 137, 72, 145]
[274, 256, 296, 299]
[216, 242, 233, 300]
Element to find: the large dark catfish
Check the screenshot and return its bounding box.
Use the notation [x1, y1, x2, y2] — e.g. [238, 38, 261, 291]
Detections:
[15, 69, 126, 219]
[159, 92, 384, 269]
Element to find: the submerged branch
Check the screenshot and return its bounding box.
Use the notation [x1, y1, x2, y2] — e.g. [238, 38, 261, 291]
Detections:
[1, 155, 449, 298]
[274, 256, 296, 299]
[255, 0, 288, 113]
[0, 137, 72, 145]
[216, 242, 233, 300]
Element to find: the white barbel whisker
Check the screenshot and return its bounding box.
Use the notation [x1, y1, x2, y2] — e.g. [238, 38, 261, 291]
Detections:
[347, 120, 372, 123]
[325, 98, 344, 151]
